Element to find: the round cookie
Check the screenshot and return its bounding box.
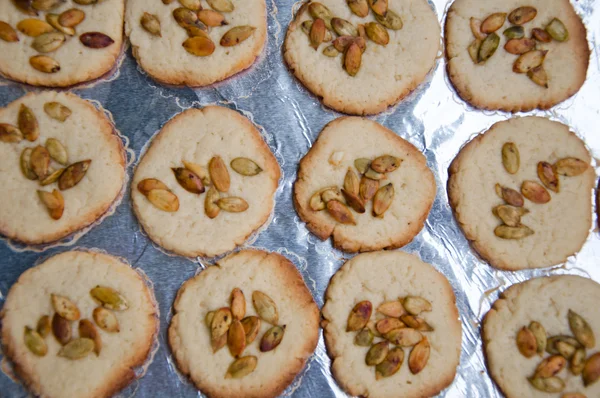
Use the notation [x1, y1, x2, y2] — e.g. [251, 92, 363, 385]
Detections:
[283, 0, 440, 115]
[0, 0, 124, 87]
[0, 92, 126, 245]
[322, 251, 462, 398]
[125, 0, 267, 86]
[1, 250, 158, 398]
[483, 275, 600, 397]
[294, 117, 436, 252]
[168, 249, 320, 398]
[445, 0, 589, 112]
[448, 116, 595, 270]
[132, 106, 280, 258]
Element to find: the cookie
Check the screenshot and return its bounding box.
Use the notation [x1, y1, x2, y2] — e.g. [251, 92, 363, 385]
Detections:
[1, 250, 158, 398]
[0, 92, 126, 245]
[294, 117, 435, 252]
[125, 0, 267, 87]
[283, 0, 440, 115]
[445, 0, 589, 112]
[448, 116, 594, 271]
[322, 251, 462, 398]
[132, 106, 280, 258]
[483, 275, 600, 397]
[0, 0, 124, 87]
[168, 249, 320, 398]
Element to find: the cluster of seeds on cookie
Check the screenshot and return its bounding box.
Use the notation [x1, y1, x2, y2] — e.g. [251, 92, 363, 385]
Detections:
[204, 288, 286, 379]
[493, 141, 588, 240]
[515, 310, 599, 395]
[346, 296, 433, 379]
[138, 155, 260, 217]
[310, 154, 401, 224]
[468, 6, 569, 88]
[24, 286, 128, 359]
[0, 0, 116, 74]
[0, 102, 91, 221]
[140, 0, 256, 57]
[300, 0, 403, 77]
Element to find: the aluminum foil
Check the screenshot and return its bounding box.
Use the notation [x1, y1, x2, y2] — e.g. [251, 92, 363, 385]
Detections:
[1, 0, 600, 396]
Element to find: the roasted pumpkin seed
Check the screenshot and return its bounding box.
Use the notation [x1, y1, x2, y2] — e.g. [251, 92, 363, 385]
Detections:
[375, 10, 403, 30]
[58, 160, 91, 190]
[481, 13, 506, 34]
[323, 45, 338, 57]
[207, 0, 234, 13]
[508, 7, 537, 25]
[332, 17, 357, 37]
[44, 101, 71, 121]
[366, 341, 389, 366]
[93, 307, 119, 332]
[141, 12, 161, 37]
[347, 0, 368, 17]
[496, 184, 524, 207]
[228, 320, 246, 357]
[344, 41, 361, 77]
[503, 26, 524, 39]
[468, 40, 481, 63]
[46, 13, 75, 35]
[375, 347, 404, 379]
[208, 156, 230, 192]
[24, 327, 47, 356]
[529, 376, 566, 393]
[79, 319, 101, 355]
[230, 157, 262, 176]
[401, 315, 433, 331]
[40, 168, 64, 186]
[58, 338, 94, 360]
[260, 325, 285, 352]
[17, 19, 54, 37]
[309, 18, 325, 50]
[571, 347, 586, 375]
[371, 155, 401, 173]
[537, 162, 559, 192]
[36, 315, 51, 337]
[342, 189, 365, 214]
[347, 300, 372, 332]
[527, 65, 549, 88]
[557, 341, 577, 359]
[469, 17, 486, 40]
[0, 124, 23, 143]
[90, 286, 128, 311]
[38, 189, 64, 219]
[51, 313, 71, 344]
[568, 310, 595, 349]
[534, 355, 566, 378]
[583, 353, 600, 386]
[138, 179, 168, 196]
[408, 336, 430, 374]
[521, 180, 551, 204]
[364, 22, 388, 45]
[377, 300, 405, 318]
[546, 335, 582, 355]
[172, 167, 205, 194]
[198, 10, 228, 27]
[504, 38, 536, 55]
[147, 189, 180, 212]
[225, 356, 257, 379]
[80, 32, 114, 48]
[205, 186, 220, 218]
[216, 197, 249, 212]
[73, 0, 102, 4]
[532, 28, 552, 43]
[252, 291, 278, 325]
[221, 25, 256, 47]
[546, 18, 568, 42]
[354, 158, 371, 174]
[367, 0, 387, 17]
[46, 138, 68, 165]
[31, 145, 50, 179]
[13, 0, 39, 15]
[513, 50, 547, 73]
[205, 311, 215, 328]
[52, 293, 80, 320]
[321, 187, 344, 203]
[493, 205, 528, 227]
[373, 183, 394, 217]
[17, 104, 38, 142]
[182, 160, 210, 186]
[554, 158, 588, 176]
[354, 327, 374, 346]
[478, 33, 500, 63]
[21, 148, 37, 180]
[403, 296, 432, 315]
[327, 200, 356, 224]
[0, 21, 19, 42]
[358, 177, 378, 202]
[376, 317, 404, 335]
[59, 8, 85, 27]
[386, 328, 422, 347]
[308, 2, 332, 30]
[179, 0, 201, 11]
[230, 288, 246, 320]
[494, 224, 534, 240]
[241, 316, 261, 344]
[30, 55, 60, 73]
[32, 31, 66, 53]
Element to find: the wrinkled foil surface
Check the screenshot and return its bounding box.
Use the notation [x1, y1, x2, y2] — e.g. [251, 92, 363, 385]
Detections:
[1, 0, 599, 396]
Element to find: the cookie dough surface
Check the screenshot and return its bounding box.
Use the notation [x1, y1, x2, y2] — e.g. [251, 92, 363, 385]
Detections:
[448, 116, 594, 270]
[126, 0, 267, 86]
[1, 250, 158, 398]
[0, 92, 126, 245]
[283, 0, 441, 115]
[445, 0, 589, 112]
[483, 275, 600, 398]
[0, 0, 124, 87]
[294, 116, 436, 253]
[132, 106, 280, 258]
[168, 249, 320, 398]
[322, 251, 462, 398]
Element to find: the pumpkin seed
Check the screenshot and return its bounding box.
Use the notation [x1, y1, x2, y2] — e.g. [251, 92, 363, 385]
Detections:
[583, 353, 600, 386]
[347, 0, 368, 17]
[211, 307, 232, 341]
[493, 205, 528, 227]
[73, 0, 101, 4]
[58, 338, 94, 360]
[308, 2, 332, 30]
[481, 13, 506, 34]
[24, 327, 47, 356]
[141, 13, 161, 37]
[198, 10, 227, 27]
[59, 8, 85, 27]
[172, 167, 205, 194]
[373, 183, 394, 217]
[173, 7, 199, 28]
[32, 31, 66, 53]
[535, 355, 566, 378]
[93, 307, 119, 332]
[52, 313, 71, 344]
[90, 286, 128, 311]
[571, 347, 586, 375]
[358, 177, 378, 202]
[494, 224, 534, 240]
[327, 200, 356, 224]
[225, 356, 257, 379]
[79, 319, 101, 355]
[367, 320, 381, 337]
[80, 32, 114, 48]
[332, 17, 357, 37]
[386, 328, 422, 347]
[344, 41, 361, 77]
[44, 101, 71, 121]
[228, 320, 246, 357]
[503, 26, 524, 39]
[179, 0, 201, 11]
[309, 18, 325, 50]
[354, 328, 374, 346]
[347, 300, 372, 332]
[0, 124, 23, 142]
[241, 316, 261, 344]
[468, 40, 481, 63]
[377, 300, 405, 318]
[207, 0, 234, 13]
[554, 158, 588, 176]
[13, 0, 39, 15]
[354, 158, 371, 174]
[20, 148, 37, 180]
[371, 155, 401, 173]
[496, 184, 524, 207]
[508, 7, 537, 25]
[375, 346, 404, 379]
[16, 104, 38, 142]
[557, 341, 577, 359]
[30, 55, 60, 73]
[46, 13, 75, 35]
[537, 162, 559, 192]
[532, 28, 551, 43]
[367, 0, 387, 17]
[138, 178, 168, 196]
[230, 288, 246, 320]
[469, 17, 486, 40]
[208, 156, 230, 192]
[529, 376, 566, 393]
[478, 32, 500, 63]
[205, 186, 220, 218]
[323, 45, 338, 57]
[38, 189, 64, 219]
[40, 168, 64, 186]
[17, 19, 54, 37]
[504, 38, 536, 55]
[500, 142, 519, 174]
[375, 10, 402, 30]
[403, 296, 432, 315]
[147, 189, 180, 212]
[546, 18, 568, 42]
[31, 145, 50, 179]
[528, 65, 548, 88]
[51, 293, 80, 320]
[0, 22, 19, 42]
[183, 35, 215, 56]
[301, 20, 313, 35]
[45, 138, 68, 165]
[309, 190, 326, 211]
[36, 315, 51, 337]
[205, 311, 215, 328]
[376, 317, 404, 335]
[400, 315, 434, 331]
[342, 189, 365, 214]
[521, 180, 551, 204]
[568, 310, 595, 349]
[260, 325, 285, 352]
[365, 22, 389, 45]
[252, 291, 278, 325]
[546, 335, 582, 355]
[221, 25, 256, 47]
[212, 330, 227, 353]
[216, 197, 249, 212]
[182, 160, 210, 186]
[366, 341, 389, 366]
[561, 394, 586, 398]
[513, 50, 547, 73]
[230, 157, 262, 176]
[59, 160, 91, 190]
[408, 336, 430, 374]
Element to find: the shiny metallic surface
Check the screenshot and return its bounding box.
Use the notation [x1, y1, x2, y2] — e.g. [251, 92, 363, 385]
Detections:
[0, 0, 599, 396]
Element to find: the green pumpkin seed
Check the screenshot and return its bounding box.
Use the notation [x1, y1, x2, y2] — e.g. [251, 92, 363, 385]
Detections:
[375, 10, 402, 30]
[46, 138, 68, 165]
[478, 32, 500, 63]
[503, 26, 524, 39]
[230, 157, 262, 176]
[58, 338, 95, 360]
[90, 286, 129, 311]
[545, 18, 568, 42]
[24, 326, 47, 356]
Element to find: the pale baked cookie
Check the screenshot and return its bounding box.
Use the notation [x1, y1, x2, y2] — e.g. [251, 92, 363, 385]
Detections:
[169, 249, 319, 398]
[1, 250, 158, 398]
[294, 117, 435, 252]
[0, 0, 124, 87]
[132, 106, 280, 258]
[483, 275, 600, 397]
[322, 251, 462, 398]
[283, 0, 440, 115]
[445, 0, 590, 112]
[448, 116, 595, 271]
[0, 92, 125, 245]
[125, 0, 267, 87]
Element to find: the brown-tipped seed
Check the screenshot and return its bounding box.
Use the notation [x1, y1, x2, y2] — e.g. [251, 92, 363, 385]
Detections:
[46, 138, 68, 165]
[173, 7, 199, 28]
[93, 307, 119, 332]
[260, 325, 285, 352]
[342, 189, 365, 214]
[59, 8, 85, 27]
[373, 183, 394, 217]
[221, 25, 256, 47]
[252, 291, 279, 325]
[38, 189, 64, 219]
[371, 155, 401, 173]
[323, 45, 339, 57]
[535, 355, 567, 378]
[516, 326, 537, 357]
[205, 186, 220, 218]
[537, 162, 559, 192]
[46, 13, 75, 35]
[31, 32, 65, 53]
[481, 13, 506, 33]
[309, 18, 325, 50]
[521, 180, 551, 204]
[18, 104, 39, 141]
[138, 179, 168, 196]
[583, 353, 600, 386]
[403, 296, 432, 315]
[230, 288, 246, 320]
[401, 315, 434, 331]
[496, 184, 524, 207]
[308, 2, 332, 29]
[216, 197, 249, 212]
[347, 0, 368, 17]
[179, 0, 201, 11]
[529, 376, 566, 393]
[182, 160, 210, 186]
[375, 347, 404, 379]
[503, 26, 524, 39]
[347, 300, 372, 332]
[332, 17, 357, 37]
[51, 293, 80, 320]
[571, 348, 587, 375]
[21, 148, 38, 180]
[377, 300, 406, 318]
[344, 42, 362, 77]
[183, 36, 215, 56]
[212, 331, 227, 352]
[58, 338, 95, 360]
[367, 0, 387, 17]
[344, 167, 360, 196]
[554, 158, 588, 176]
[528, 65, 549, 88]
[508, 6, 537, 25]
[172, 167, 205, 194]
[376, 317, 404, 335]
[355, 328, 374, 346]
[141, 12, 161, 37]
[493, 205, 528, 227]
[80, 32, 114, 48]
[364, 22, 389, 45]
[0, 21, 19, 42]
[40, 168, 64, 186]
[546, 18, 568, 42]
[532, 28, 552, 43]
[321, 187, 344, 203]
[24, 327, 47, 356]
[0, 123, 23, 143]
[31, 146, 50, 179]
[375, 10, 403, 30]
[366, 341, 389, 366]
[52, 313, 71, 344]
[327, 200, 356, 224]
[228, 320, 246, 357]
[90, 286, 128, 311]
[386, 328, 422, 347]
[241, 316, 261, 344]
[568, 310, 595, 349]
[225, 356, 257, 379]
[495, 224, 534, 240]
[59, 160, 91, 190]
[17, 19, 53, 37]
[44, 101, 71, 121]
[478, 32, 499, 63]
[30, 55, 60, 73]
[148, 189, 180, 212]
[207, 0, 234, 13]
[513, 50, 547, 73]
[198, 10, 227, 27]
[36, 315, 51, 337]
[79, 319, 101, 355]
[208, 156, 230, 192]
[504, 38, 536, 55]
[409, 336, 430, 374]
